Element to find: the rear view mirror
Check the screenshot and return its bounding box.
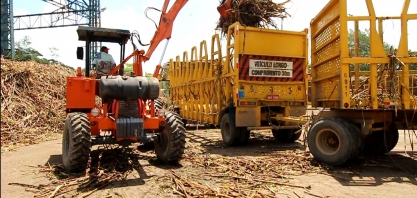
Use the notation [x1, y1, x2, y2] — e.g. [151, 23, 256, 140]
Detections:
[77, 47, 83, 60]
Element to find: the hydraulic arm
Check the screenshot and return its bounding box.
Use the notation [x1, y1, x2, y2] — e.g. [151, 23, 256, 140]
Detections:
[108, 0, 188, 78]
[107, 0, 235, 79]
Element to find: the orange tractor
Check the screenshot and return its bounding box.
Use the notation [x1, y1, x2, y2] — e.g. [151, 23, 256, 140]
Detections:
[62, 0, 189, 173]
[63, 0, 236, 173]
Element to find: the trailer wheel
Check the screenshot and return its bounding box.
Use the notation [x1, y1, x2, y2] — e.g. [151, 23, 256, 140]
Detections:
[220, 113, 240, 146]
[62, 112, 91, 173]
[307, 118, 355, 166]
[385, 123, 399, 152]
[364, 124, 399, 155]
[333, 118, 364, 160]
[272, 129, 301, 143]
[238, 128, 250, 145]
[154, 111, 186, 164]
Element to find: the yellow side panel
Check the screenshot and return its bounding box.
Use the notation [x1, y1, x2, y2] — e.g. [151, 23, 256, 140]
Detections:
[310, 0, 417, 109]
[236, 27, 307, 58]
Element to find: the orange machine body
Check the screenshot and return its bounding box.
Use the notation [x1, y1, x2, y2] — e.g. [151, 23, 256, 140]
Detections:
[65, 0, 190, 145]
[65, 75, 165, 140]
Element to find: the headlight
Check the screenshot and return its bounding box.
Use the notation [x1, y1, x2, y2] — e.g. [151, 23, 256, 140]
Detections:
[158, 109, 165, 117]
[91, 107, 100, 117]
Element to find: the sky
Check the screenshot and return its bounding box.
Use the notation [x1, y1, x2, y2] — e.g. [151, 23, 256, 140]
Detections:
[12, 0, 417, 74]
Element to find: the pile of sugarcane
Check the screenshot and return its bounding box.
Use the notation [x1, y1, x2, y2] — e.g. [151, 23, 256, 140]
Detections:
[1, 59, 75, 151]
[216, 0, 291, 35]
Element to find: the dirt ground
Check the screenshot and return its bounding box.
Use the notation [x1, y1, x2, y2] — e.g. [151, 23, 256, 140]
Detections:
[1, 125, 416, 198]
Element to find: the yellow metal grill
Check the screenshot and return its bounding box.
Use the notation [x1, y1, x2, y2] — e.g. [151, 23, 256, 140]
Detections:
[310, 0, 417, 109]
[166, 22, 309, 125]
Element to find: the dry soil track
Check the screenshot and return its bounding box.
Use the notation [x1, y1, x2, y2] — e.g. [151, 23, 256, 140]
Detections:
[1, 127, 417, 198]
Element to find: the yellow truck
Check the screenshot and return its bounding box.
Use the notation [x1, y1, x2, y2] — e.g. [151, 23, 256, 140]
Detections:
[308, 0, 417, 165]
[165, 22, 309, 146]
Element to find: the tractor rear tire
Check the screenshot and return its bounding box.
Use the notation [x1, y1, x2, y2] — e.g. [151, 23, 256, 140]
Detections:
[307, 118, 357, 166]
[154, 99, 164, 110]
[62, 112, 91, 173]
[272, 129, 301, 143]
[154, 111, 186, 164]
[220, 113, 241, 147]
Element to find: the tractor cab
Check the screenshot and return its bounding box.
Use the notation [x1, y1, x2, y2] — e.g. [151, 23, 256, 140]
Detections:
[75, 26, 131, 77]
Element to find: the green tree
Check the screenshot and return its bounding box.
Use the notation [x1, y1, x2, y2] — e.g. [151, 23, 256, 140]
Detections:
[348, 29, 390, 71]
[124, 63, 133, 74]
[409, 50, 417, 70]
[49, 47, 59, 60]
[160, 62, 170, 96]
[348, 29, 417, 71]
[14, 36, 71, 68]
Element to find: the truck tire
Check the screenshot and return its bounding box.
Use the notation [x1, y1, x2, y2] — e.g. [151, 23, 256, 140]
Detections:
[238, 128, 250, 145]
[272, 129, 301, 143]
[220, 113, 241, 146]
[346, 121, 363, 160]
[385, 123, 399, 152]
[332, 118, 364, 160]
[364, 124, 399, 155]
[154, 111, 186, 164]
[307, 118, 356, 166]
[62, 112, 91, 173]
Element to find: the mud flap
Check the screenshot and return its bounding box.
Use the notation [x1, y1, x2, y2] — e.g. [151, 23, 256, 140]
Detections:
[235, 106, 259, 127]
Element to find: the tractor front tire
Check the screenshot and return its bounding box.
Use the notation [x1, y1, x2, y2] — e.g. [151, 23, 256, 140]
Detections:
[62, 112, 91, 173]
[154, 111, 186, 164]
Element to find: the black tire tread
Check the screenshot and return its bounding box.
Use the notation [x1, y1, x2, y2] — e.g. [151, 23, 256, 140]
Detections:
[154, 111, 186, 163]
[238, 128, 250, 146]
[331, 118, 363, 161]
[272, 128, 300, 143]
[307, 118, 354, 166]
[220, 113, 241, 147]
[154, 99, 164, 110]
[364, 123, 399, 155]
[63, 112, 91, 173]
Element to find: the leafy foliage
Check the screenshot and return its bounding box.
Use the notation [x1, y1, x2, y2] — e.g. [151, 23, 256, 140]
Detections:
[347, 29, 417, 71]
[124, 63, 133, 74]
[14, 36, 72, 69]
[122, 63, 153, 77]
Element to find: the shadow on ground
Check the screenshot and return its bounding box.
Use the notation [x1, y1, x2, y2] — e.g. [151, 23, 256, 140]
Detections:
[44, 147, 182, 192]
[325, 151, 417, 186]
[185, 125, 306, 157]
[185, 125, 417, 187]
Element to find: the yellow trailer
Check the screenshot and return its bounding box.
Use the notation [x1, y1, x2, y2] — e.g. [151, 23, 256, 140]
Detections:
[308, 0, 417, 165]
[166, 22, 309, 146]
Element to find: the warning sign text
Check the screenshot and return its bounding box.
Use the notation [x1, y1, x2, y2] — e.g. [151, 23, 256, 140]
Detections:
[249, 59, 293, 69]
[249, 69, 293, 78]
